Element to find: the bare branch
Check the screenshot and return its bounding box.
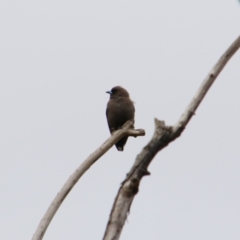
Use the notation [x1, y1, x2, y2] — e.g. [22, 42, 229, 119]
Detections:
[32, 121, 145, 240]
[103, 35, 240, 240]
[174, 35, 240, 133]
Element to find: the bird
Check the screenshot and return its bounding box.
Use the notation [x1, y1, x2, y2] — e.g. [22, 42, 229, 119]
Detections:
[106, 86, 135, 151]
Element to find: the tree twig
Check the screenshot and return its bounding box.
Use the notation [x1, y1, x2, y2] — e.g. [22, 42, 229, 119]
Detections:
[32, 121, 145, 240]
[103, 35, 240, 240]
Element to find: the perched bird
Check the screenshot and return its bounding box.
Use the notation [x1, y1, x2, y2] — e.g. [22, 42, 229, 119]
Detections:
[106, 86, 135, 151]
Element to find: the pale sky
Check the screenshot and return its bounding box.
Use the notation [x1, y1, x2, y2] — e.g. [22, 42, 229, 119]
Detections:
[0, 1, 240, 240]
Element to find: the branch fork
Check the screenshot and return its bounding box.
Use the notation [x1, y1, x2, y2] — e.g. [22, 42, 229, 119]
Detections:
[103, 35, 240, 240]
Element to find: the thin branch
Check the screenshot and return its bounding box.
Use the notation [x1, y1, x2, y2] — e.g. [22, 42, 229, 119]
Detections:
[32, 121, 145, 240]
[103, 35, 240, 240]
[174, 35, 240, 133]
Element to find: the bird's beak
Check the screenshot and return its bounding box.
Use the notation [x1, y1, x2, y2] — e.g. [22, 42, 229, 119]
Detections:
[106, 91, 112, 95]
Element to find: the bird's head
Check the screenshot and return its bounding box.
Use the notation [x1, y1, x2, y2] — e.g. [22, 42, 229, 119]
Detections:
[106, 86, 130, 98]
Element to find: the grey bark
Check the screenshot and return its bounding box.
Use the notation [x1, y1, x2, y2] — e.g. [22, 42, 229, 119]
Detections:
[102, 35, 240, 240]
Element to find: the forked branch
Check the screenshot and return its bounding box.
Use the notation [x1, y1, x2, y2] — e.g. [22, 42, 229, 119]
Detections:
[103, 35, 240, 240]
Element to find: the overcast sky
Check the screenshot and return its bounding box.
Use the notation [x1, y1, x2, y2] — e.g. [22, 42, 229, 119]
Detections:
[0, 1, 240, 240]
